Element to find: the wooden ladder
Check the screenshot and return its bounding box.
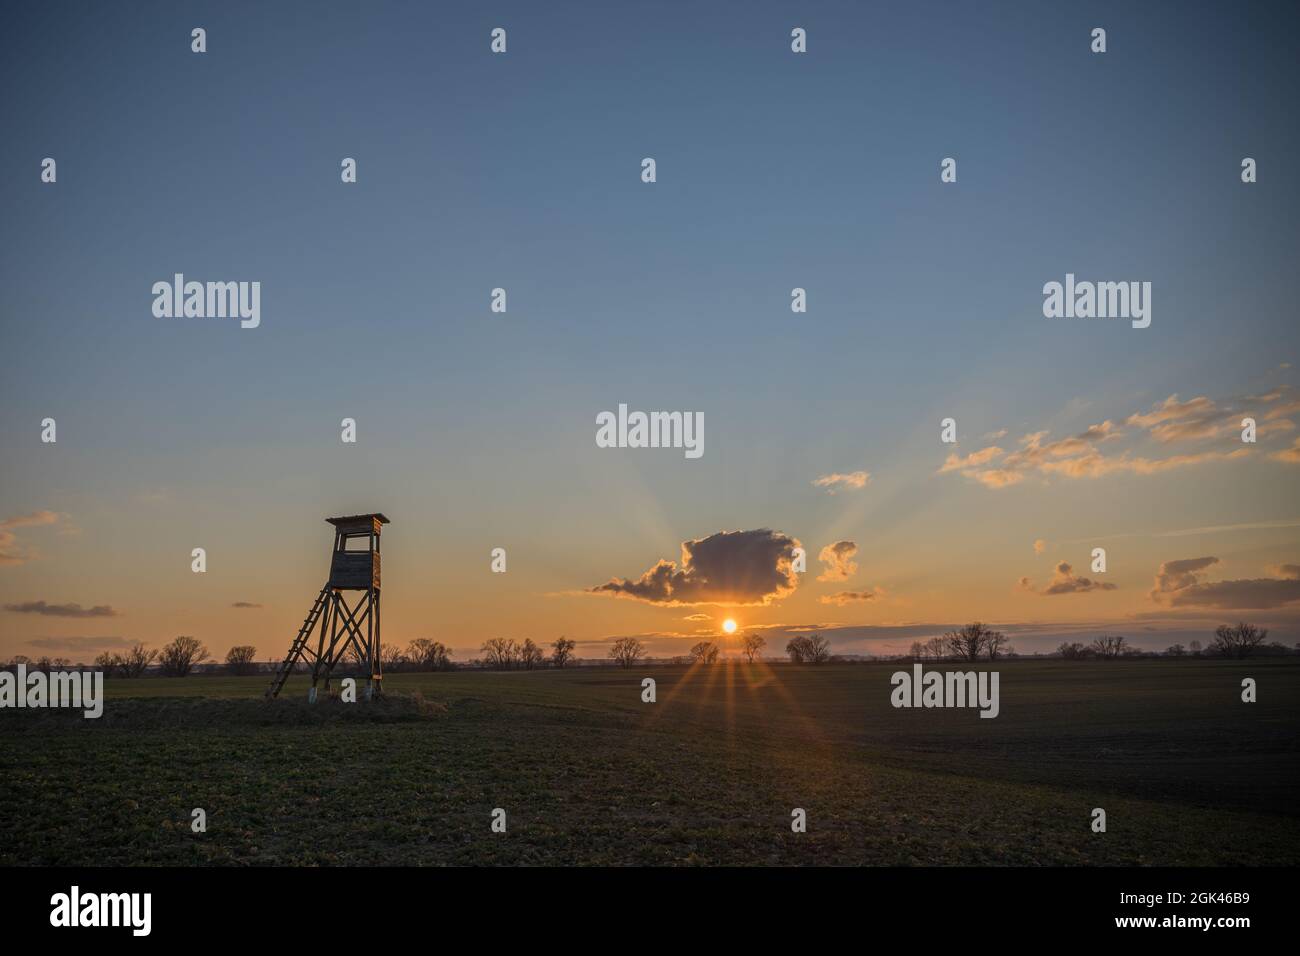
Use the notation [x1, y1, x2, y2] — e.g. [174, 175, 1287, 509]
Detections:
[265, 585, 330, 699]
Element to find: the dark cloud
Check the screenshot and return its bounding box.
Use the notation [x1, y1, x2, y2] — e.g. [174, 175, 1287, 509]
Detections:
[231, 601, 263, 609]
[25, 636, 133, 652]
[590, 529, 801, 606]
[1019, 562, 1118, 596]
[3, 600, 119, 618]
[1150, 556, 1300, 609]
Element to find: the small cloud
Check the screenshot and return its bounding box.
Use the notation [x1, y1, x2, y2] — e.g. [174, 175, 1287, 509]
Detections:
[817, 540, 859, 582]
[25, 636, 134, 652]
[1126, 394, 1217, 430]
[819, 589, 879, 605]
[811, 471, 870, 493]
[231, 601, 263, 609]
[1039, 448, 1249, 479]
[1263, 398, 1300, 420]
[937, 446, 1003, 474]
[682, 613, 711, 621]
[0, 511, 61, 530]
[0, 510, 67, 567]
[983, 428, 1008, 440]
[3, 600, 119, 618]
[1019, 562, 1117, 596]
[1033, 539, 1046, 554]
[1272, 438, 1300, 464]
[966, 468, 1025, 488]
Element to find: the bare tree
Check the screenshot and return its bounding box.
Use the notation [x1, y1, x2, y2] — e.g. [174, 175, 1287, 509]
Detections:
[1056, 641, 1086, 660]
[689, 641, 719, 664]
[551, 636, 576, 668]
[741, 633, 766, 663]
[909, 640, 924, 660]
[380, 643, 407, 671]
[945, 623, 1000, 661]
[407, 638, 452, 671]
[480, 638, 518, 671]
[1212, 622, 1268, 660]
[1166, 643, 1186, 657]
[985, 631, 1009, 660]
[804, 634, 831, 663]
[93, 651, 124, 677]
[519, 638, 545, 670]
[158, 636, 209, 677]
[121, 643, 158, 678]
[1189, 640, 1202, 656]
[1090, 635, 1126, 660]
[925, 636, 947, 660]
[787, 634, 830, 663]
[225, 645, 259, 676]
[608, 637, 645, 668]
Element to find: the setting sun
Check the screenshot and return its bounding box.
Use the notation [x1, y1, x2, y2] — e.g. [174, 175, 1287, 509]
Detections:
[722, 618, 737, 634]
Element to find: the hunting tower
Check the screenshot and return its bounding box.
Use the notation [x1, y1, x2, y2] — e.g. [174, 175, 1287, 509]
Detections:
[266, 513, 389, 701]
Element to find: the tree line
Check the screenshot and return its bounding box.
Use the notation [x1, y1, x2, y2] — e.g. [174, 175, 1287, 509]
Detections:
[907, 623, 1012, 661]
[1056, 623, 1290, 660]
[5, 621, 1289, 677]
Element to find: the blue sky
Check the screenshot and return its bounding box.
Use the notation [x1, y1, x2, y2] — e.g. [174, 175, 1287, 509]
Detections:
[2, 1, 1298, 661]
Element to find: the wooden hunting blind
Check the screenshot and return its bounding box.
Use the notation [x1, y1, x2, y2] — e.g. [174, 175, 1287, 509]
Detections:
[266, 513, 389, 701]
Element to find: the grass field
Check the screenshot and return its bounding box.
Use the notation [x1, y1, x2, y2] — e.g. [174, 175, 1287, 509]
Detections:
[2, 659, 1297, 866]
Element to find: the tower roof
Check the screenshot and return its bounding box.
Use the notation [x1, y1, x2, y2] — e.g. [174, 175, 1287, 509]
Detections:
[326, 513, 390, 526]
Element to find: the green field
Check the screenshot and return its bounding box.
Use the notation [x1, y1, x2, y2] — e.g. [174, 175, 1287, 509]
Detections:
[2, 659, 1297, 866]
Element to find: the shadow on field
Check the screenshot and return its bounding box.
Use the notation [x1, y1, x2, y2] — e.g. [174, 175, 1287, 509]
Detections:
[3, 692, 450, 731]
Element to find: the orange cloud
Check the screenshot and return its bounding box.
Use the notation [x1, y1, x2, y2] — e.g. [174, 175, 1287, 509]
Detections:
[938, 446, 1003, 473]
[812, 471, 870, 493]
[819, 589, 879, 605]
[1272, 438, 1300, 464]
[0, 511, 66, 566]
[1126, 394, 1217, 430]
[817, 540, 859, 581]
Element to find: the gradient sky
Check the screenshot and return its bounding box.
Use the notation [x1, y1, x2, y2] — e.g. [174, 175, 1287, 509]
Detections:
[2, 0, 1298, 664]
